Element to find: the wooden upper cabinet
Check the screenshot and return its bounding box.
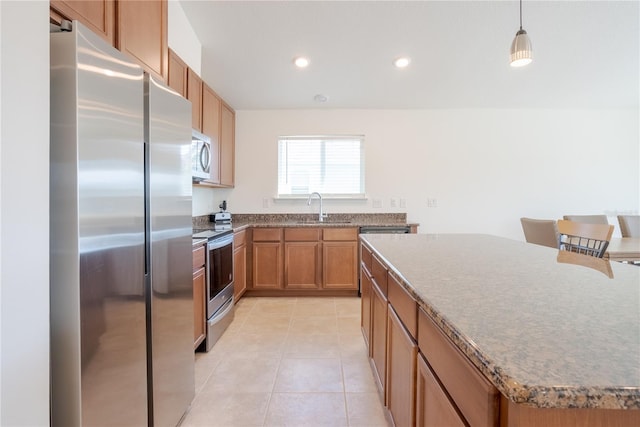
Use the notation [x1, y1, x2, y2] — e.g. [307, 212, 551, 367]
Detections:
[167, 49, 188, 98]
[116, 0, 168, 81]
[202, 84, 221, 184]
[220, 103, 235, 187]
[187, 69, 203, 131]
[51, 1, 168, 81]
[50, 0, 115, 44]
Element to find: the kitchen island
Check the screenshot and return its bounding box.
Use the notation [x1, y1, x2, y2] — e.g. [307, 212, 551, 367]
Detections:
[360, 233, 640, 426]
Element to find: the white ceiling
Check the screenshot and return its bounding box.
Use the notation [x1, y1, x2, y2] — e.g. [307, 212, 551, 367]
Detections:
[179, 0, 639, 110]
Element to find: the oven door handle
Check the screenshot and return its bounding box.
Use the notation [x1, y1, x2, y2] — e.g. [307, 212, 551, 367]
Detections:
[209, 296, 234, 324]
[207, 234, 233, 250]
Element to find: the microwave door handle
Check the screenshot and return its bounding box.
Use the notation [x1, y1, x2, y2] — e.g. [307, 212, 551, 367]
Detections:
[200, 143, 210, 173]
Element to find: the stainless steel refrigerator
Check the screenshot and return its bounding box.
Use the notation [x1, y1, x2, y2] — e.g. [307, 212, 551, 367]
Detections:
[50, 22, 194, 427]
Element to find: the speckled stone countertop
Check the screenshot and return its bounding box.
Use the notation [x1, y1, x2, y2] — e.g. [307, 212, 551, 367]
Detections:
[361, 233, 640, 410]
[193, 213, 418, 231]
[192, 238, 207, 247]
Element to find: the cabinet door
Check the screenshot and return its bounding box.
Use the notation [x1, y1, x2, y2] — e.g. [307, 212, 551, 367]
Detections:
[371, 280, 388, 400]
[51, 0, 115, 44]
[371, 254, 388, 296]
[233, 245, 246, 301]
[117, 0, 167, 80]
[418, 308, 499, 427]
[252, 242, 283, 289]
[387, 306, 418, 427]
[187, 69, 203, 131]
[416, 353, 467, 427]
[220, 103, 235, 187]
[168, 49, 188, 98]
[360, 265, 372, 351]
[202, 84, 221, 184]
[284, 242, 321, 289]
[193, 266, 206, 349]
[323, 241, 358, 289]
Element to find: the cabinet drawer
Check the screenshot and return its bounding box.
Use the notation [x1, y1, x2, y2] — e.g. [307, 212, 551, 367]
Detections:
[252, 228, 282, 242]
[388, 273, 417, 339]
[361, 242, 372, 272]
[234, 229, 247, 247]
[285, 227, 320, 241]
[417, 353, 467, 427]
[192, 245, 205, 270]
[371, 254, 388, 296]
[323, 227, 358, 241]
[418, 308, 499, 427]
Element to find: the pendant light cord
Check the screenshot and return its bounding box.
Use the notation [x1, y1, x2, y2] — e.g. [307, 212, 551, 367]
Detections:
[519, 0, 524, 30]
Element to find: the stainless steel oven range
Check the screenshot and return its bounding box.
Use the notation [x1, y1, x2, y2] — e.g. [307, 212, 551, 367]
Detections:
[193, 228, 234, 351]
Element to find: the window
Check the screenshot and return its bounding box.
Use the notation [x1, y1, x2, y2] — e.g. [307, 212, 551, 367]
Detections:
[277, 135, 365, 198]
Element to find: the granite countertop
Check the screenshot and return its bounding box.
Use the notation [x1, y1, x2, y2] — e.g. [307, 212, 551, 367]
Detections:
[192, 238, 207, 247]
[193, 213, 419, 232]
[361, 233, 640, 410]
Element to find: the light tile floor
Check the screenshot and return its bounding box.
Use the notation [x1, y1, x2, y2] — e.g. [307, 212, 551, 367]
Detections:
[180, 296, 390, 427]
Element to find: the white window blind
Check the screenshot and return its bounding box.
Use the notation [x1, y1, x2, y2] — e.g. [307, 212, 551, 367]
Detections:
[277, 135, 365, 197]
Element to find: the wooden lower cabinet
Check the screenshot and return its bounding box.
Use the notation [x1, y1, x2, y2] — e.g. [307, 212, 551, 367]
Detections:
[192, 244, 206, 350]
[252, 242, 283, 289]
[370, 279, 388, 399]
[361, 240, 640, 427]
[284, 241, 321, 289]
[386, 306, 418, 427]
[246, 227, 359, 295]
[417, 353, 466, 427]
[284, 228, 321, 289]
[252, 228, 283, 290]
[360, 264, 373, 350]
[322, 241, 357, 289]
[322, 227, 358, 290]
[418, 308, 499, 427]
[233, 230, 247, 301]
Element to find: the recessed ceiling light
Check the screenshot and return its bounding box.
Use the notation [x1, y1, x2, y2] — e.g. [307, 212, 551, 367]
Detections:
[313, 94, 328, 103]
[394, 57, 411, 68]
[293, 56, 310, 68]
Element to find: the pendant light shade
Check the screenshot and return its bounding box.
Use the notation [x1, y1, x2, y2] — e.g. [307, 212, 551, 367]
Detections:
[510, 0, 532, 67]
[510, 29, 532, 67]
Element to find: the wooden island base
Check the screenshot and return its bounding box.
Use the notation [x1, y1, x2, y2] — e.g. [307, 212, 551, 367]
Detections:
[501, 397, 640, 427]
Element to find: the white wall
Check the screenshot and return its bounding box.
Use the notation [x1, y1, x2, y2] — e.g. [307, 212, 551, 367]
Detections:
[168, 0, 201, 74]
[195, 108, 639, 240]
[0, 1, 50, 425]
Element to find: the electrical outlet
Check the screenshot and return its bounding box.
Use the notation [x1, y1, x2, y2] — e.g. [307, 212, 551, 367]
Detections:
[262, 198, 270, 208]
[427, 198, 438, 208]
[373, 198, 383, 208]
[399, 198, 406, 208]
[390, 198, 397, 208]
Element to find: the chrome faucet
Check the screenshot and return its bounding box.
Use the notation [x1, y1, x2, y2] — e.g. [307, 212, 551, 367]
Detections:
[307, 192, 327, 222]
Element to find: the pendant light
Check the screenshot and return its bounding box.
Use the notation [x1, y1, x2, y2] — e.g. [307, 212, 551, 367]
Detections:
[510, 0, 532, 67]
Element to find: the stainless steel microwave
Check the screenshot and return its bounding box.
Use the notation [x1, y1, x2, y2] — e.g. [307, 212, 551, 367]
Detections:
[191, 130, 211, 181]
